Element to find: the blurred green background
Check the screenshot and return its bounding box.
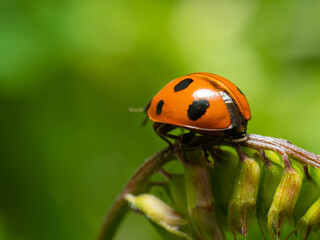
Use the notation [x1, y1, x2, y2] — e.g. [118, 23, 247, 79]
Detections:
[1, 0, 320, 239]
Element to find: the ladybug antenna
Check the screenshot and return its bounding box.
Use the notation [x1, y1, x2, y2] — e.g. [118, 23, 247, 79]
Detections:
[142, 101, 151, 126]
[128, 107, 145, 112]
[128, 101, 151, 126]
[142, 115, 149, 126]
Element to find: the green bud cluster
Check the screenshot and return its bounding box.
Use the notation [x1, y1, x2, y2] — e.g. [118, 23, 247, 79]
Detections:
[124, 147, 320, 239]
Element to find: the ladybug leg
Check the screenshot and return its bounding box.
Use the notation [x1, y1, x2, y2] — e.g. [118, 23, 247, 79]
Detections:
[208, 147, 222, 163]
[153, 123, 179, 158]
[179, 132, 195, 161]
[180, 131, 195, 148]
[202, 144, 211, 163]
[153, 122, 179, 146]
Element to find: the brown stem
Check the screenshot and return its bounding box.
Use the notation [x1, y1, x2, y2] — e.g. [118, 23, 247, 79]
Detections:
[97, 145, 177, 240]
[281, 153, 291, 169]
[246, 134, 320, 168]
[233, 144, 248, 162]
[259, 149, 272, 167]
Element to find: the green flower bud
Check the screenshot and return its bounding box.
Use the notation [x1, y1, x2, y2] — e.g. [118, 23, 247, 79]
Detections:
[180, 150, 223, 240]
[211, 148, 239, 230]
[228, 156, 261, 237]
[125, 193, 191, 239]
[308, 166, 320, 187]
[163, 173, 188, 215]
[264, 150, 283, 166]
[297, 198, 320, 238]
[293, 172, 320, 222]
[267, 166, 303, 238]
[256, 155, 283, 236]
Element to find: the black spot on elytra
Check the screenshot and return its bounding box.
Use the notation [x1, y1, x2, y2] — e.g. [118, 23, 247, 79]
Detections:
[174, 78, 193, 92]
[187, 99, 209, 121]
[156, 100, 164, 115]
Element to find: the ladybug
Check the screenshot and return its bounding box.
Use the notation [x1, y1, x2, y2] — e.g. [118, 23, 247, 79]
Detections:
[146, 72, 251, 145]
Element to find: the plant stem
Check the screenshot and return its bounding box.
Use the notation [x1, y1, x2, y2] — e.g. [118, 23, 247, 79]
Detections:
[190, 134, 320, 168]
[97, 146, 176, 240]
[244, 134, 320, 168]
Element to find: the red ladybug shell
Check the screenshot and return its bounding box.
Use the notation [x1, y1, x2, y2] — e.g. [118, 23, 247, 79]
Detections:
[147, 72, 251, 137]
